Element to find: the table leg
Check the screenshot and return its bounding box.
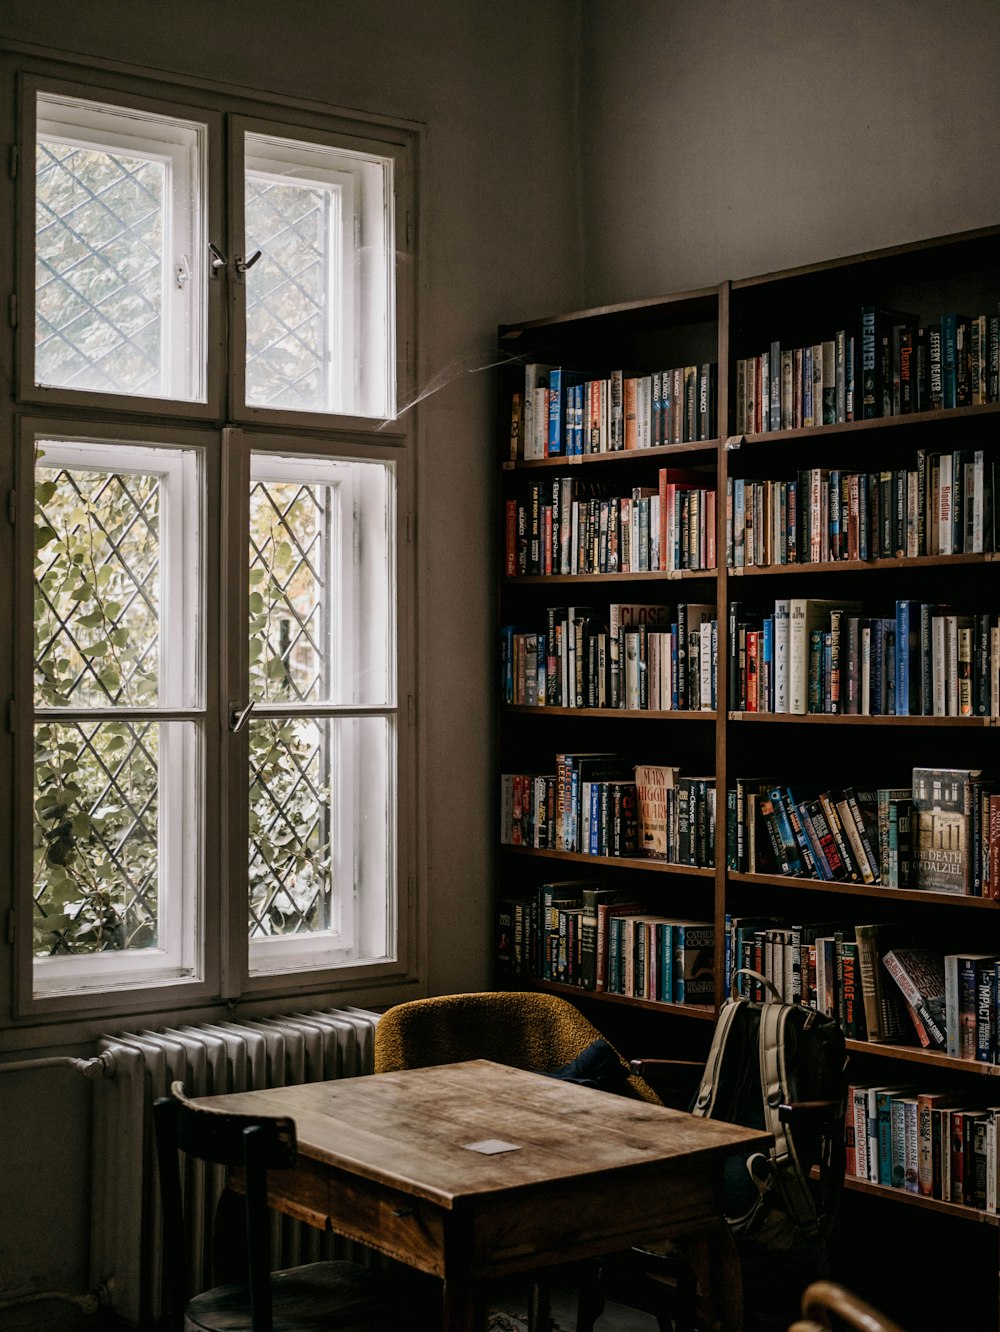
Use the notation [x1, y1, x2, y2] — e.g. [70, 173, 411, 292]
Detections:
[684, 1223, 743, 1332]
[442, 1218, 487, 1332]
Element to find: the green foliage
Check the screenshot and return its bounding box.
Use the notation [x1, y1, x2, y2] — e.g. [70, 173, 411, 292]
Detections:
[32, 461, 333, 956]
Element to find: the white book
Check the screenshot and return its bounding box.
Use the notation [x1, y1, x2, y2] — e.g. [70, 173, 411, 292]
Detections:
[788, 599, 860, 714]
[972, 450, 985, 553]
[861, 625, 871, 715]
[932, 615, 947, 716]
[700, 620, 713, 712]
[906, 471, 919, 557]
[661, 631, 673, 710]
[774, 599, 790, 711]
[945, 614, 959, 716]
[938, 452, 953, 555]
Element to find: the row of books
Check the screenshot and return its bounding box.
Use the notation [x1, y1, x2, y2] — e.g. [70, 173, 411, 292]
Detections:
[500, 759, 717, 867]
[734, 307, 1000, 436]
[728, 599, 1000, 718]
[505, 470, 716, 577]
[496, 881, 714, 1001]
[728, 769, 998, 896]
[726, 451, 996, 570]
[500, 602, 717, 711]
[725, 918, 1000, 1064]
[511, 362, 718, 460]
[846, 1084, 1000, 1213]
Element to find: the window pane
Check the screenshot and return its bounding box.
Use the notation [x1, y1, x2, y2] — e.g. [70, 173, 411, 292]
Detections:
[248, 714, 393, 970]
[249, 455, 393, 707]
[35, 93, 206, 401]
[32, 719, 199, 975]
[34, 440, 202, 710]
[244, 131, 394, 418]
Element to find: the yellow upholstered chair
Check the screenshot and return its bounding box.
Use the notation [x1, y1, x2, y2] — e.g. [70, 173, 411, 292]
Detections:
[373, 990, 659, 1102]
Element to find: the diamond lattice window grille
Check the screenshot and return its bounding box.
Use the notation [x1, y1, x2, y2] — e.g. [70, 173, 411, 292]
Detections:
[244, 177, 332, 411]
[35, 141, 164, 395]
[34, 465, 161, 708]
[248, 718, 332, 937]
[33, 719, 160, 955]
[249, 479, 333, 704]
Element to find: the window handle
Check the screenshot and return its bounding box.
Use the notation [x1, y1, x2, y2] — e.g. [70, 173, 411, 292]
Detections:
[235, 250, 262, 282]
[230, 700, 256, 733]
[208, 242, 228, 276]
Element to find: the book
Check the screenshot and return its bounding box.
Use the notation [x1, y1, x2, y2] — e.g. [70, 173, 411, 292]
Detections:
[913, 767, 982, 894]
[788, 599, 860, 713]
[634, 764, 680, 859]
[881, 947, 947, 1049]
[855, 923, 905, 1042]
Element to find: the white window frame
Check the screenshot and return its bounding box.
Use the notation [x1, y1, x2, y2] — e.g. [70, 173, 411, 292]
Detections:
[230, 116, 397, 430]
[3, 50, 418, 1029]
[35, 92, 207, 404]
[243, 135, 356, 416]
[245, 451, 397, 978]
[28, 435, 206, 998]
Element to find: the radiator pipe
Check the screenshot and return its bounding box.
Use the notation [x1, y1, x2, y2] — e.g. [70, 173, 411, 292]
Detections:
[0, 1051, 116, 1079]
[0, 1284, 109, 1315]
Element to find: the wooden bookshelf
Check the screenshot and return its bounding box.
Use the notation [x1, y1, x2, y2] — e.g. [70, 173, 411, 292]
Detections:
[496, 224, 1000, 1308]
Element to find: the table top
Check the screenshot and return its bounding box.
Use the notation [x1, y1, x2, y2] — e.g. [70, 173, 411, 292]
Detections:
[195, 1058, 770, 1210]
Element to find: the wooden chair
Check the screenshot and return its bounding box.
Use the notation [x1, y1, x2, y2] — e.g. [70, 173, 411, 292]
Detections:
[153, 1080, 438, 1332]
[620, 1052, 846, 1332]
[789, 1280, 907, 1332]
[374, 992, 659, 1332]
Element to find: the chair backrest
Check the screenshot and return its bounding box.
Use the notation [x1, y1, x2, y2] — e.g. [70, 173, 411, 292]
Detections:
[153, 1080, 298, 1332]
[373, 991, 659, 1101]
[789, 1280, 907, 1332]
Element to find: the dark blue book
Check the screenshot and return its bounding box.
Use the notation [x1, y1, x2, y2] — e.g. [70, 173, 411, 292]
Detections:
[895, 600, 919, 716]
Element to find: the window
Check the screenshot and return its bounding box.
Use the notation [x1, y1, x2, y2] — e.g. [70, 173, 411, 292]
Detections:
[34, 92, 207, 403]
[245, 452, 396, 975]
[6, 57, 416, 1018]
[241, 132, 395, 419]
[32, 438, 203, 995]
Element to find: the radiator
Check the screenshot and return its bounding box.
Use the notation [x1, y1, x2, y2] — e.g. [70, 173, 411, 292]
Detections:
[90, 1006, 381, 1327]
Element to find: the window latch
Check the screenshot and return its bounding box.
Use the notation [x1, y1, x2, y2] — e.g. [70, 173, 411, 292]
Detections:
[230, 700, 256, 733]
[175, 255, 192, 289]
[208, 242, 228, 276]
[234, 250, 262, 282]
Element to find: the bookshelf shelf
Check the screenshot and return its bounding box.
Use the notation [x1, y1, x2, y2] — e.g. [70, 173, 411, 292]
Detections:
[728, 712, 996, 727]
[728, 551, 995, 578]
[736, 397, 1000, 448]
[504, 705, 716, 720]
[841, 1174, 1000, 1226]
[844, 1037, 1000, 1074]
[496, 224, 1000, 1290]
[502, 439, 718, 471]
[728, 870, 1000, 909]
[527, 976, 716, 1021]
[507, 569, 717, 585]
[501, 844, 715, 877]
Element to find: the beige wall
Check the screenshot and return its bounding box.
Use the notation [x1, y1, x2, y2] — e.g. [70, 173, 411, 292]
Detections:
[578, 0, 1000, 301]
[0, 0, 580, 1314]
[3, 0, 999, 1318]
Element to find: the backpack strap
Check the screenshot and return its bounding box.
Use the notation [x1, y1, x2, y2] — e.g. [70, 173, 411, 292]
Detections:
[758, 1001, 820, 1240]
[733, 967, 782, 1002]
[691, 994, 744, 1119]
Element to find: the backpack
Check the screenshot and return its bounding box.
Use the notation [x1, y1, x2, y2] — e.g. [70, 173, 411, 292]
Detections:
[690, 970, 848, 1274]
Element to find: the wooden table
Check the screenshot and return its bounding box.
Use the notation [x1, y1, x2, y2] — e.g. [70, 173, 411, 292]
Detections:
[197, 1058, 770, 1331]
